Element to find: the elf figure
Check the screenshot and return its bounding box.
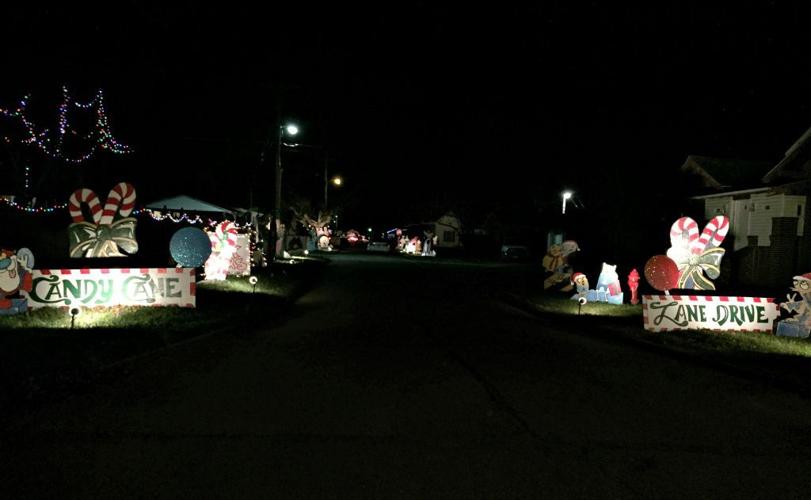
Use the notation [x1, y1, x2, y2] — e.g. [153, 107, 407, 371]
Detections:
[570, 272, 589, 300]
[777, 273, 811, 339]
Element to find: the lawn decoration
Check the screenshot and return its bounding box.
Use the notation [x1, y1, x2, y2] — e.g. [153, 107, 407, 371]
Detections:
[543, 240, 579, 290]
[23, 267, 196, 309]
[586, 262, 624, 305]
[643, 294, 779, 333]
[0, 248, 34, 315]
[204, 221, 238, 281]
[68, 182, 138, 258]
[666, 216, 729, 290]
[570, 272, 589, 300]
[627, 268, 640, 305]
[776, 273, 811, 339]
[170, 227, 212, 268]
[644, 255, 680, 294]
[227, 234, 251, 276]
[301, 211, 333, 251]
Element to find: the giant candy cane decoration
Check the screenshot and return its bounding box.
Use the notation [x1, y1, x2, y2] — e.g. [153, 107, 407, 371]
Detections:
[69, 189, 102, 224]
[666, 215, 729, 290]
[691, 215, 729, 254]
[67, 182, 138, 257]
[100, 182, 136, 225]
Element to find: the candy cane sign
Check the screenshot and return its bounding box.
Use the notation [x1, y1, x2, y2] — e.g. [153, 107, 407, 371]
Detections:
[666, 216, 729, 290]
[67, 182, 139, 258]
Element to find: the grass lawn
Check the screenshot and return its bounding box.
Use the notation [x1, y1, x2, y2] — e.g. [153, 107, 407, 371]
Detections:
[524, 293, 811, 361]
[0, 259, 325, 412]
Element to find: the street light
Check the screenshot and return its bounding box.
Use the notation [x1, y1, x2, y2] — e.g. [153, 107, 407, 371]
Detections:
[562, 190, 573, 214]
[274, 122, 298, 257]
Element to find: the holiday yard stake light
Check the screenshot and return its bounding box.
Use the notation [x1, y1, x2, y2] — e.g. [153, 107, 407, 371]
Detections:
[666, 216, 729, 290]
[68, 183, 138, 257]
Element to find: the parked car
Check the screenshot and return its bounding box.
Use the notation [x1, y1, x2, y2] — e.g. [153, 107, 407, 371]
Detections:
[501, 244, 530, 261]
[367, 241, 391, 253]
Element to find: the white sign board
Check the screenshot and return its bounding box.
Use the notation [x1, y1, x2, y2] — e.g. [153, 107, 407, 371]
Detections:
[23, 268, 196, 309]
[642, 295, 778, 333]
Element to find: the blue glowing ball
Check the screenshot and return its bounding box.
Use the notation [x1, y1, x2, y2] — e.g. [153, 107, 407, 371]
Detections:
[170, 228, 212, 267]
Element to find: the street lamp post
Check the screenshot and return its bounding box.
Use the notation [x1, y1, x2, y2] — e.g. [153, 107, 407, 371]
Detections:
[273, 122, 298, 257]
[562, 190, 573, 214]
[324, 153, 329, 209]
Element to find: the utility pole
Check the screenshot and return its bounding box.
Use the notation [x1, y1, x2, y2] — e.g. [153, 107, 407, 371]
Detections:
[323, 152, 329, 210]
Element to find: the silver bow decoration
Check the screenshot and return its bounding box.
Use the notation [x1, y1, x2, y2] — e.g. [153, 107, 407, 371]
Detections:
[68, 218, 138, 257]
[668, 246, 725, 290]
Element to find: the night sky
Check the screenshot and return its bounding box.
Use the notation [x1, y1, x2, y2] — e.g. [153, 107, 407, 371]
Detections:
[3, 3, 811, 238]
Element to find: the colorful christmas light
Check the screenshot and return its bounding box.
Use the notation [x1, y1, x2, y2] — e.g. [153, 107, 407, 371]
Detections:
[0, 86, 131, 164]
[0, 197, 67, 213]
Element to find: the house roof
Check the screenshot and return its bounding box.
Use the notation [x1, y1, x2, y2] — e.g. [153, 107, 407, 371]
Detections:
[762, 124, 811, 183]
[680, 155, 772, 191]
[144, 195, 234, 214]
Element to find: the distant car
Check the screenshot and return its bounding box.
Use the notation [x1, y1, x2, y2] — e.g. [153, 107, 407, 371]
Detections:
[501, 245, 530, 261]
[367, 241, 391, 253]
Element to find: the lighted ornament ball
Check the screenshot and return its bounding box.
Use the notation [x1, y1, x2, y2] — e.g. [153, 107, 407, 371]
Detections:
[644, 255, 680, 293]
[170, 228, 212, 267]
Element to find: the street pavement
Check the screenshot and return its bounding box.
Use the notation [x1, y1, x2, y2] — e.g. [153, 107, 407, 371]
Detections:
[3, 254, 811, 498]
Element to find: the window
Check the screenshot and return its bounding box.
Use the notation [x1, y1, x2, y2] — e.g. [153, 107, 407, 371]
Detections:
[799, 205, 804, 217]
[764, 205, 770, 210]
[443, 230, 455, 242]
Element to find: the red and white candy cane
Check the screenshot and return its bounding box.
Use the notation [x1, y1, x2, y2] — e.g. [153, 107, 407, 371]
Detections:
[99, 182, 136, 225]
[215, 221, 238, 248]
[691, 215, 729, 254]
[68, 189, 102, 224]
[669, 217, 698, 248]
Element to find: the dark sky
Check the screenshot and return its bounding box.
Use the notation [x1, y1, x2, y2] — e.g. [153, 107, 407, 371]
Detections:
[3, 3, 811, 230]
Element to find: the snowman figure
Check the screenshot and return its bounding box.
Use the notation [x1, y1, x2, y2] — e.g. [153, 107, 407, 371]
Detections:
[777, 273, 811, 339]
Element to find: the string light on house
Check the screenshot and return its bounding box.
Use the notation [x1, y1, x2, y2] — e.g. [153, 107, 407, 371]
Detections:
[0, 197, 67, 213]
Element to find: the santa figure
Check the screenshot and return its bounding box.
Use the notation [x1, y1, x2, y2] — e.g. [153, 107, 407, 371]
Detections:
[0, 248, 34, 315]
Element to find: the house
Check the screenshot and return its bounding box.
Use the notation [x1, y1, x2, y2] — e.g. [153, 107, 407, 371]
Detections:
[682, 135, 811, 287]
[432, 212, 462, 249]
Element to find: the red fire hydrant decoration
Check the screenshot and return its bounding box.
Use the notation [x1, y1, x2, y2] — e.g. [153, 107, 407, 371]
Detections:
[627, 268, 640, 305]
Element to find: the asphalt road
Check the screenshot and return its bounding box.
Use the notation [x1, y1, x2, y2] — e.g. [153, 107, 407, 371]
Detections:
[3, 254, 811, 498]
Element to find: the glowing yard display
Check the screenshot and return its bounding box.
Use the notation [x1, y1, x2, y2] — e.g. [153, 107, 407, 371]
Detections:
[68, 182, 138, 257]
[643, 295, 779, 333]
[227, 234, 251, 276]
[22, 268, 196, 309]
[204, 221, 239, 281]
[666, 216, 729, 290]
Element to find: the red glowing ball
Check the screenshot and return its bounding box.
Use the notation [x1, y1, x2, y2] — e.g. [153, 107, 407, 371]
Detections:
[644, 255, 680, 292]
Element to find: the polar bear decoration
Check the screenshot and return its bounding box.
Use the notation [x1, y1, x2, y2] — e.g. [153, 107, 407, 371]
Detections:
[585, 262, 624, 305]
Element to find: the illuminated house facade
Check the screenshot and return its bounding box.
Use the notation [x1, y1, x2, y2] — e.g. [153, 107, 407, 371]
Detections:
[682, 136, 811, 287]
